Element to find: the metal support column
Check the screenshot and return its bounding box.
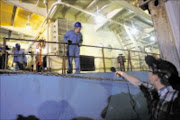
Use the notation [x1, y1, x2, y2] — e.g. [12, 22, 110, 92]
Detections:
[62, 43, 66, 74]
[102, 47, 106, 72]
[45, 0, 51, 71]
[138, 0, 180, 73]
[127, 50, 132, 71]
[3, 38, 7, 69]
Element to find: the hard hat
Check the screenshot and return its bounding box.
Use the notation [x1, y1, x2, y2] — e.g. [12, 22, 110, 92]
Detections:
[15, 43, 20, 47]
[74, 22, 82, 28]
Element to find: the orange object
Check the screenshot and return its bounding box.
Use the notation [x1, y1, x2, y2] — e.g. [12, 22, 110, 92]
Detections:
[36, 42, 43, 66]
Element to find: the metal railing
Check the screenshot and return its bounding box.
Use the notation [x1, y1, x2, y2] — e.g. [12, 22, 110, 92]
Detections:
[1, 37, 160, 74]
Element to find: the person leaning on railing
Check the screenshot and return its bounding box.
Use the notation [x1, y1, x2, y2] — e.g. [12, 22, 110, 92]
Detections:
[115, 55, 180, 120]
[63, 22, 83, 74]
[13, 43, 27, 70]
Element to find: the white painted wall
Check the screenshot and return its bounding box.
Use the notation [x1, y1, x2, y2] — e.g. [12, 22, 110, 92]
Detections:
[80, 23, 124, 72]
[165, 1, 180, 58]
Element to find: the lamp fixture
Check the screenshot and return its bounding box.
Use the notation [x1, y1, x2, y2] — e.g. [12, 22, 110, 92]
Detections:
[26, 15, 31, 30]
[95, 6, 106, 24]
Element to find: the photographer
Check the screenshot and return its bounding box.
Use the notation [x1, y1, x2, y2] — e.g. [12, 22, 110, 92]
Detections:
[115, 55, 180, 120]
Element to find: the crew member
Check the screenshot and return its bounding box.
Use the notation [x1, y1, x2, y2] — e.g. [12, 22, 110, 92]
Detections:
[63, 22, 83, 74]
[13, 43, 27, 70]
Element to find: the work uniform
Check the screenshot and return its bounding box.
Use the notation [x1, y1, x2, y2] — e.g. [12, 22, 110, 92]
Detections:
[63, 30, 83, 74]
[13, 50, 27, 70]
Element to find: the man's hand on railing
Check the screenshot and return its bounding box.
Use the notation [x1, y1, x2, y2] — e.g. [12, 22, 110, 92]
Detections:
[67, 40, 72, 45]
[79, 43, 82, 47]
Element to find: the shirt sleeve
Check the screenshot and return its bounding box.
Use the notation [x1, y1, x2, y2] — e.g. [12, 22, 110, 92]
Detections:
[139, 82, 158, 100]
[63, 30, 71, 43]
[23, 51, 27, 63]
[139, 82, 154, 91]
[13, 51, 17, 62]
[79, 32, 83, 44]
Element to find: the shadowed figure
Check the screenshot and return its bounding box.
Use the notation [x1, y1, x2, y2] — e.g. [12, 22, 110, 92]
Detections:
[16, 115, 39, 120]
[37, 100, 76, 119]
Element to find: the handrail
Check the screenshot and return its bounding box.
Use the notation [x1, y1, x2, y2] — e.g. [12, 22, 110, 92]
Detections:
[3, 37, 160, 55]
[2, 37, 160, 72]
[7, 53, 149, 61]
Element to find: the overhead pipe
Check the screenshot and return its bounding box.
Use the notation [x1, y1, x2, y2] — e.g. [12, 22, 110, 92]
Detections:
[35, 0, 40, 6]
[86, 0, 98, 9]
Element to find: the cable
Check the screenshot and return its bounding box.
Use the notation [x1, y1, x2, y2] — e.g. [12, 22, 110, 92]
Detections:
[111, 67, 140, 120]
[125, 79, 140, 120]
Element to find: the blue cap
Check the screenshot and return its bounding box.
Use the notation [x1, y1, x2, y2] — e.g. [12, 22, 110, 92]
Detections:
[15, 43, 20, 47]
[74, 22, 82, 28]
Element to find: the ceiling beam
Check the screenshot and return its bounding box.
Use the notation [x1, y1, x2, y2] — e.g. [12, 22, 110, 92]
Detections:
[134, 16, 153, 27]
[62, 0, 78, 17]
[75, 0, 99, 18]
[111, 0, 152, 23]
[75, 0, 111, 19]
[3, 0, 46, 16]
[95, 8, 124, 31]
[1, 25, 36, 37]
[113, 30, 128, 56]
[8, 6, 17, 38]
[86, 0, 98, 9]
[85, 2, 112, 20]
[11, 6, 17, 26]
[35, 0, 40, 6]
[144, 42, 157, 47]
[124, 25, 144, 51]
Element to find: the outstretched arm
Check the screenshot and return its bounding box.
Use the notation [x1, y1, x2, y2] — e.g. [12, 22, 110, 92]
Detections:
[116, 71, 141, 87]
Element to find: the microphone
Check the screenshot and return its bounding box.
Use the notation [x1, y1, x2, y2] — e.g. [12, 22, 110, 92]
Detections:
[110, 67, 122, 78]
[110, 67, 116, 72]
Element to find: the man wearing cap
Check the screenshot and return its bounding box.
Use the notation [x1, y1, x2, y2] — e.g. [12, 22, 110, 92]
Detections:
[13, 43, 27, 70]
[115, 55, 180, 120]
[63, 22, 83, 74]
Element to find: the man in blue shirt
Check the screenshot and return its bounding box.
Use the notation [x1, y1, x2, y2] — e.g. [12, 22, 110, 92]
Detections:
[63, 22, 83, 74]
[13, 43, 27, 70]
